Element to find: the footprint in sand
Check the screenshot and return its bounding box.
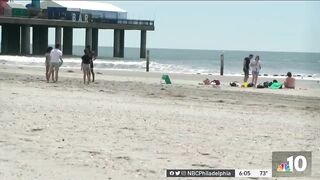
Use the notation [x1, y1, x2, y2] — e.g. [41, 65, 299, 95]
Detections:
[115, 156, 130, 161]
[30, 128, 43, 132]
[198, 152, 210, 156]
[120, 127, 135, 131]
[83, 150, 102, 156]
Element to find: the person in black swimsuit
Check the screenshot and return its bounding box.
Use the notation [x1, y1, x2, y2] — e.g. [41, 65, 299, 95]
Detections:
[243, 54, 253, 82]
[81, 49, 91, 84]
[85, 45, 96, 82]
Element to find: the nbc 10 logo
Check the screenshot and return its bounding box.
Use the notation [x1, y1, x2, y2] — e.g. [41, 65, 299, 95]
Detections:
[272, 151, 312, 177]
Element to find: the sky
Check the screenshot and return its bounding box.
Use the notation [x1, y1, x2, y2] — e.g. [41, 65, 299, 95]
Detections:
[7, 1, 320, 52]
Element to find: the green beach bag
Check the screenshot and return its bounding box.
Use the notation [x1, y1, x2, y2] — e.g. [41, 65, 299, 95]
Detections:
[269, 82, 283, 89]
[162, 74, 172, 84]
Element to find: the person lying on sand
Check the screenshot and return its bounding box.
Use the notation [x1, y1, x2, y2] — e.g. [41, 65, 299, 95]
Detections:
[202, 78, 220, 85]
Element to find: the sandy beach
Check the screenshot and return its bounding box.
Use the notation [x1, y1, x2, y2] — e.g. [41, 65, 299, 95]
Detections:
[0, 64, 319, 179]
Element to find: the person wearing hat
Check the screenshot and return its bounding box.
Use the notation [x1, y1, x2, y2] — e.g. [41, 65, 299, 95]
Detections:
[284, 72, 295, 89]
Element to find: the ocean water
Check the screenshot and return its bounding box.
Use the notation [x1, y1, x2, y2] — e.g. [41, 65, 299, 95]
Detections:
[1, 46, 320, 80]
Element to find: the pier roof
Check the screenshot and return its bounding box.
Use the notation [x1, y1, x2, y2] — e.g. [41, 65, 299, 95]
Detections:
[0, 16, 154, 31]
[6, 2, 27, 9]
[41, 1, 126, 13]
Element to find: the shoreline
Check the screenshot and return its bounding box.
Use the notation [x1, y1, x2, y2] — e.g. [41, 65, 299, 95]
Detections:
[1, 54, 319, 81]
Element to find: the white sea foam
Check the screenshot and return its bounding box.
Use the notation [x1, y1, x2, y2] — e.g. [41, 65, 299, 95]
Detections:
[0, 55, 211, 74]
[0, 55, 319, 81]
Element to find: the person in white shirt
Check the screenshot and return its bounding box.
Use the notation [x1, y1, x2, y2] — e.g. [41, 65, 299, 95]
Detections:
[48, 44, 63, 82]
[250, 56, 262, 87]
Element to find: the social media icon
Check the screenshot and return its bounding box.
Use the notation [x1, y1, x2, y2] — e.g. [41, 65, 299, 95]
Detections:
[181, 170, 186, 176]
[169, 171, 174, 176]
[175, 171, 181, 176]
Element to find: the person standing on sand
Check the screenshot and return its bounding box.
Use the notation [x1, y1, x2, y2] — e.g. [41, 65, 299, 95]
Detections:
[81, 49, 91, 84]
[85, 45, 96, 82]
[48, 44, 63, 82]
[243, 54, 253, 82]
[45, 47, 54, 83]
[250, 56, 261, 87]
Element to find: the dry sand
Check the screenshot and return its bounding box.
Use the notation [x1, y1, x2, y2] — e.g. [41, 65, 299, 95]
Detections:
[0, 64, 319, 179]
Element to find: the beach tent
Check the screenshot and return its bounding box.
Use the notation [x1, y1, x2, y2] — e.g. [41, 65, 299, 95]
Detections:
[41, 1, 127, 19]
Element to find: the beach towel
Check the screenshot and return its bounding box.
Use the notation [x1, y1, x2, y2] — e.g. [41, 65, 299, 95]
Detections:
[269, 82, 283, 89]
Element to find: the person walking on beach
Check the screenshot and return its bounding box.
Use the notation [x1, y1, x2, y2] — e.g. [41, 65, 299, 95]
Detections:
[45, 47, 54, 83]
[48, 44, 63, 82]
[250, 56, 261, 87]
[243, 54, 253, 82]
[81, 49, 91, 84]
[85, 45, 96, 82]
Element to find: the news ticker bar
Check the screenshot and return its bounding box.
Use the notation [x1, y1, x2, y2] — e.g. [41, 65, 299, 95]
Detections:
[167, 151, 312, 178]
[166, 169, 272, 178]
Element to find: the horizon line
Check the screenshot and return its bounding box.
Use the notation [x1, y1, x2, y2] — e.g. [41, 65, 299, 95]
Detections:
[65, 45, 320, 54]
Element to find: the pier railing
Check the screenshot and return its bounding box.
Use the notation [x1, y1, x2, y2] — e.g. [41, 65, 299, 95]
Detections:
[91, 18, 154, 26]
[116, 19, 154, 26]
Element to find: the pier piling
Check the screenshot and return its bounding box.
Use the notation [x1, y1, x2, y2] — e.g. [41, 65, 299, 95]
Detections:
[1, 24, 20, 54]
[63, 27, 73, 55]
[32, 25, 48, 55]
[140, 30, 146, 58]
[92, 28, 98, 57]
[21, 25, 31, 55]
[220, 53, 224, 76]
[146, 50, 150, 72]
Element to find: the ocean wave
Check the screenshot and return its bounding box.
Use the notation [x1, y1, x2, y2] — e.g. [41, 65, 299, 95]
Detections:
[0, 55, 212, 74]
[0, 55, 319, 80]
